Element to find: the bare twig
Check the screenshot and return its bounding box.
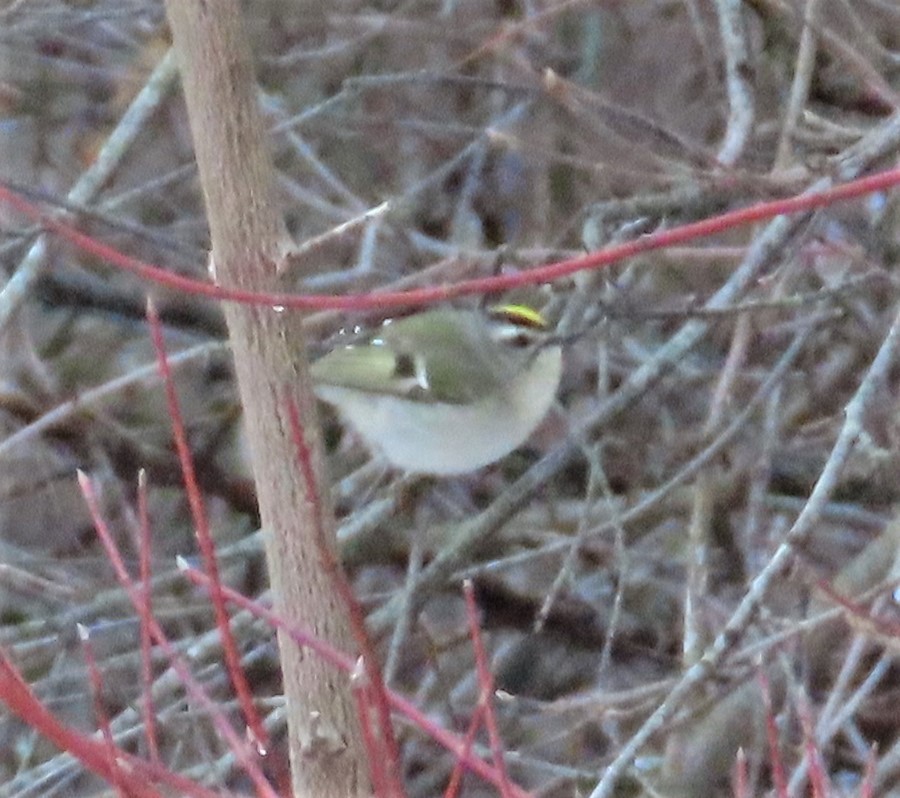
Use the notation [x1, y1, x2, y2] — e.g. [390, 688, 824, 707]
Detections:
[589, 268, 900, 797]
[0, 49, 178, 334]
[714, 0, 755, 165]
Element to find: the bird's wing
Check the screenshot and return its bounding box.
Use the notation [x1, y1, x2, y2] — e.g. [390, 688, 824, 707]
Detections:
[381, 311, 510, 404]
[310, 343, 420, 398]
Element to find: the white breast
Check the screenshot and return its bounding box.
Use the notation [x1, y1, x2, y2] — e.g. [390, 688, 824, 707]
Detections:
[315, 347, 562, 474]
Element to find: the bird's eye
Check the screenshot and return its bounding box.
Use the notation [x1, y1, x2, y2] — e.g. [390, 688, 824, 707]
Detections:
[507, 331, 533, 349]
[393, 352, 417, 378]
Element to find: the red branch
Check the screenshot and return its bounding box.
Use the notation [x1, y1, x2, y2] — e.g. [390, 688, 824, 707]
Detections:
[285, 394, 405, 797]
[798, 691, 830, 798]
[77, 472, 278, 798]
[180, 562, 535, 798]
[77, 624, 127, 798]
[758, 667, 788, 798]
[145, 298, 268, 752]
[136, 469, 161, 762]
[0, 644, 217, 798]
[0, 169, 899, 313]
[462, 580, 515, 798]
[731, 747, 748, 798]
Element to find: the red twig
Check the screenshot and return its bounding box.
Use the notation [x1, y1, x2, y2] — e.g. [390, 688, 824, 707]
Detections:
[758, 667, 788, 798]
[1, 169, 898, 313]
[145, 298, 268, 753]
[77, 471, 278, 798]
[462, 579, 515, 798]
[285, 394, 405, 797]
[814, 576, 900, 638]
[860, 744, 876, 798]
[798, 690, 829, 798]
[177, 556, 355, 669]
[444, 703, 486, 798]
[731, 747, 748, 798]
[77, 623, 128, 798]
[136, 469, 161, 762]
[0, 645, 215, 798]
[180, 561, 534, 798]
[351, 661, 395, 798]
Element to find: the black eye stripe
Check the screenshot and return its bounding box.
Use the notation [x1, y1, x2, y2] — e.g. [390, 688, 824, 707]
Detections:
[508, 332, 532, 348]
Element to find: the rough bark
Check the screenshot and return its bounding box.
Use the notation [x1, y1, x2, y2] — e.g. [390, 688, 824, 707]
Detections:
[162, 2, 369, 796]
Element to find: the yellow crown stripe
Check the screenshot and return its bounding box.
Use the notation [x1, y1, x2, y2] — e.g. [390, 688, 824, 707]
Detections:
[487, 303, 548, 330]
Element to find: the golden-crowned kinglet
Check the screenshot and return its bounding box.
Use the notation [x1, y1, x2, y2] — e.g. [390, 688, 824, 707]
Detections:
[311, 304, 562, 475]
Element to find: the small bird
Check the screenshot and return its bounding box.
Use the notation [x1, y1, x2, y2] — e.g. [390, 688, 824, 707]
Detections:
[311, 304, 563, 475]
